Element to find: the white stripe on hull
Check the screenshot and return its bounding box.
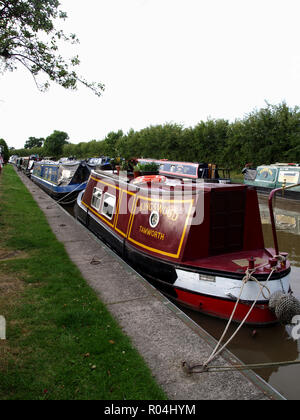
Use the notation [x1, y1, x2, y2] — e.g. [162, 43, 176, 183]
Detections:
[174, 269, 290, 302]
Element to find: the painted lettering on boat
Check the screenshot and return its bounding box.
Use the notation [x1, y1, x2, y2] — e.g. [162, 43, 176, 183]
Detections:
[139, 225, 165, 240]
[139, 201, 179, 222]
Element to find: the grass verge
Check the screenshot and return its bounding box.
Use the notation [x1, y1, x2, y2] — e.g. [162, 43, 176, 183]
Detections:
[0, 165, 167, 400]
[230, 170, 244, 184]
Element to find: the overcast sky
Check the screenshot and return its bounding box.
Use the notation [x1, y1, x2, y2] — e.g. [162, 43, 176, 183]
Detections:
[1, 0, 300, 150]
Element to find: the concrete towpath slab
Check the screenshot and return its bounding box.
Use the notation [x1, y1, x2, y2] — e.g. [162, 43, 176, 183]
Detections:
[18, 170, 285, 400]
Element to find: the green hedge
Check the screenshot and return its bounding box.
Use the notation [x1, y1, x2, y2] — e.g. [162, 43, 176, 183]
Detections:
[10, 102, 300, 170]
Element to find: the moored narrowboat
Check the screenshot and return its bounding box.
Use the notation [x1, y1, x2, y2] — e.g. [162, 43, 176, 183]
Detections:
[75, 162, 292, 325]
[243, 163, 300, 200]
[8, 155, 19, 165]
[86, 156, 112, 171]
[138, 158, 231, 183]
[31, 159, 91, 202]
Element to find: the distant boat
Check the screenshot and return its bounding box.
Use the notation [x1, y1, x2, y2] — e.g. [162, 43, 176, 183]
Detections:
[16, 155, 39, 176]
[30, 157, 114, 202]
[8, 155, 19, 164]
[75, 159, 291, 326]
[243, 163, 300, 200]
[86, 157, 112, 170]
[31, 159, 91, 202]
[138, 158, 231, 183]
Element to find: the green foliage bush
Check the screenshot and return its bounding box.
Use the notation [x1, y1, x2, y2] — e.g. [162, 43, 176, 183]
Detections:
[9, 101, 300, 171]
[135, 162, 159, 172]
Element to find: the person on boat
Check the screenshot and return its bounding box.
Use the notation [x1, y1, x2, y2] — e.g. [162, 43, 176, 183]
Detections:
[242, 163, 253, 174]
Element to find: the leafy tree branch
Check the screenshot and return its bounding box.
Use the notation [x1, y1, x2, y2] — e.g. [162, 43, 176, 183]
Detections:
[0, 0, 105, 95]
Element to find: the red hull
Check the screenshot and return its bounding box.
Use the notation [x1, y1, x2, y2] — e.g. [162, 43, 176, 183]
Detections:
[175, 289, 278, 325]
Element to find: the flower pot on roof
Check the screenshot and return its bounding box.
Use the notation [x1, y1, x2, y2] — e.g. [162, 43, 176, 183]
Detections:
[133, 167, 141, 178]
[135, 162, 159, 176]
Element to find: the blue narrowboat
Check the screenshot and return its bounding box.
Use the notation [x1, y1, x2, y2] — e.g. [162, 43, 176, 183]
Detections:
[31, 160, 91, 202]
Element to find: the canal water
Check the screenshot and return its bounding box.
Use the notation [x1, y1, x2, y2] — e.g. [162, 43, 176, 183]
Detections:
[183, 194, 300, 400]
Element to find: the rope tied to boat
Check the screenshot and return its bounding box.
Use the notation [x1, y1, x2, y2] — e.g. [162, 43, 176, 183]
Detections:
[183, 266, 276, 374]
[243, 269, 271, 300]
[44, 181, 87, 209]
[55, 181, 87, 205]
[182, 359, 300, 374]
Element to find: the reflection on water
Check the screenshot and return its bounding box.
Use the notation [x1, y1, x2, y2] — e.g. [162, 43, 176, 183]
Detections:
[183, 195, 300, 400]
[260, 197, 300, 269]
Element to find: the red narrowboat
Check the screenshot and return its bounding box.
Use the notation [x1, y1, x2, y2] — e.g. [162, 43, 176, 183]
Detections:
[75, 160, 291, 326]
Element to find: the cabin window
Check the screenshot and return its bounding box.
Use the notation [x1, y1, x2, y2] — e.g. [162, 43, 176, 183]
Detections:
[91, 187, 102, 211]
[256, 167, 277, 182]
[51, 167, 58, 182]
[278, 170, 299, 184]
[43, 167, 49, 179]
[47, 167, 53, 180]
[101, 193, 116, 220]
[62, 169, 72, 179]
[49, 167, 55, 181]
[33, 166, 41, 177]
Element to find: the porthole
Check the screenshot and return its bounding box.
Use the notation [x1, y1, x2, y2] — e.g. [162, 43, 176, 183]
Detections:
[149, 211, 159, 228]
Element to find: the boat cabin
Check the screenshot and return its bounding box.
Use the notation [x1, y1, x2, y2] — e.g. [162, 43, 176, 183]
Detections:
[78, 170, 263, 264]
[31, 160, 91, 200]
[244, 163, 300, 199]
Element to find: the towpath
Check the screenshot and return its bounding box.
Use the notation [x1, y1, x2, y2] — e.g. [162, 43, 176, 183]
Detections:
[17, 170, 284, 400]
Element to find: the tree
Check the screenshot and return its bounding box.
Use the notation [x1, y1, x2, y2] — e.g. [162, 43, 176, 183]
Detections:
[103, 130, 124, 158]
[0, 137, 9, 161]
[43, 130, 69, 157]
[0, 0, 105, 96]
[24, 136, 44, 149]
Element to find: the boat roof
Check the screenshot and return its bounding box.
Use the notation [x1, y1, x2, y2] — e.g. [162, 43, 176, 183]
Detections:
[137, 158, 222, 180]
[260, 163, 300, 168]
[91, 169, 245, 195]
[36, 159, 81, 166]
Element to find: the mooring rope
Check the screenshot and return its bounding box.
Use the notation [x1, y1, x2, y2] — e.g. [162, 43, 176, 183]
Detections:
[206, 268, 275, 367]
[45, 181, 86, 208]
[55, 181, 86, 204]
[183, 266, 277, 373]
[56, 197, 77, 205]
[183, 359, 300, 374]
